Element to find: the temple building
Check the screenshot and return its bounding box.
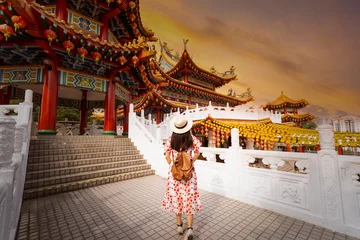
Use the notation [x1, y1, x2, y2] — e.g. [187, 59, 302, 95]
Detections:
[332, 115, 360, 133]
[92, 40, 254, 123]
[262, 91, 315, 126]
[0, 0, 157, 135]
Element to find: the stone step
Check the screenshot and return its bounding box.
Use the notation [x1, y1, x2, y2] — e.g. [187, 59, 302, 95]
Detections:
[26, 159, 148, 181]
[29, 145, 137, 157]
[25, 164, 151, 190]
[31, 135, 127, 140]
[27, 154, 144, 172]
[29, 138, 131, 145]
[23, 169, 155, 200]
[28, 149, 140, 163]
[29, 141, 134, 150]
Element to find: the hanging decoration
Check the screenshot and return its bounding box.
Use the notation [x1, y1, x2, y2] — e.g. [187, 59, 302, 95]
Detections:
[11, 16, 27, 32]
[131, 55, 139, 66]
[62, 40, 75, 55]
[128, 1, 136, 10]
[118, 56, 127, 65]
[0, 24, 14, 41]
[44, 28, 56, 46]
[92, 51, 102, 64]
[77, 47, 88, 62]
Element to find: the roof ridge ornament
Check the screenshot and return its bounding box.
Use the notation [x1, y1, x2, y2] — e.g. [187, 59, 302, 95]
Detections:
[183, 38, 189, 50]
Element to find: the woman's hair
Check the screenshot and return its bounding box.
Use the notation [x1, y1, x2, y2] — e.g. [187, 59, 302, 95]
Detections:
[170, 131, 193, 152]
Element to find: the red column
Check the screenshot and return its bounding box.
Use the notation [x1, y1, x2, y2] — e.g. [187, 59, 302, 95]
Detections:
[100, 16, 109, 41]
[103, 78, 116, 135]
[284, 106, 287, 114]
[37, 59, 59, 135]
[156, 108, 161, 124]
[123, 103, 129, 135]
[0, 88, 4, 104]
[56, 0, 68, 22]
[79, 90, 88, 135]
[188, 95, 191, 105]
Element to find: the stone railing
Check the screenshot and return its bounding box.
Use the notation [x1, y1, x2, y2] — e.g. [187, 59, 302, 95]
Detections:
[128, 103, 360, 237]
[0, 90, 33, 240]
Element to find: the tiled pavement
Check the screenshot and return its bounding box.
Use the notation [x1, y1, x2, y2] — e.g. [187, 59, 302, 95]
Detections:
[17, 175, 360, 240]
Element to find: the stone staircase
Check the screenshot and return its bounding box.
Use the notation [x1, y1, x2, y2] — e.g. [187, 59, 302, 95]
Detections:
[24, 136, 155, 200]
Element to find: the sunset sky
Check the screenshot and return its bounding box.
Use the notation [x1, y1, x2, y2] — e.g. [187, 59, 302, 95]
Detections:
[140, 0, 360, 116]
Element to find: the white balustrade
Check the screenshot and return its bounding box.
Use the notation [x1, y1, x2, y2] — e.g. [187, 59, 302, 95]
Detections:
[127, 101, 360, 237]
[0, 90, 33, 240]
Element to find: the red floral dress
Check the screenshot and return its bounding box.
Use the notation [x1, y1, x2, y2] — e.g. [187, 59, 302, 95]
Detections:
[162, 135, 203, 215]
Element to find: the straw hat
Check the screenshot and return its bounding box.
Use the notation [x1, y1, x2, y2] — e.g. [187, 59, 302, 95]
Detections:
[170, 114, 193, 134]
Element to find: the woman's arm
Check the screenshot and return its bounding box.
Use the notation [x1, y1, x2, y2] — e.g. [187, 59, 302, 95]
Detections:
[193, 152, 200, 162]
[165, 152, 171, 165]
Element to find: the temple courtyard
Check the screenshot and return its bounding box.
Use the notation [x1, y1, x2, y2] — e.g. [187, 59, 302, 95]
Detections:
[16, 175, 359, 240]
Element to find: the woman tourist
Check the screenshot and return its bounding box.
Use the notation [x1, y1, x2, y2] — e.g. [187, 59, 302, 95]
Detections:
[162, 114, 202, 240]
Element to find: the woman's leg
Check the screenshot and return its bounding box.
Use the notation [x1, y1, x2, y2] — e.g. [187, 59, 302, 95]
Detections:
[176, 213, 182, 225]
[186, 214, 193, 228]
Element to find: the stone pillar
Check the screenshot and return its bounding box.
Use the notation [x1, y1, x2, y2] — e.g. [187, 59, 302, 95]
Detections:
[230, 128, 240, 148]
[0, 113, 16, 167]
[79, 90, 88, 135]
[103, 78, 116, 135]
[37, 59, 59, 135]
[318, 123, 344, 228]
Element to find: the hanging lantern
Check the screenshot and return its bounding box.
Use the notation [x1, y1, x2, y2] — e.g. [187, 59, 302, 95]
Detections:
[92, 51, 102, 64]
[130, 22, 137, 29]
[116, 0, 123, 3]
[77, 47, 88, 62]
[44, 28, 56, 46]
[128, 1, 136, 10]
[118, 56, 127, 65]
[0, 24, 14, 41]
[138, 64, 145, 72]
[129, 13, 136, 22]
[106, 0, 114, 6]
[11, 16, 27, 32]
[62, 40, 75, 55]
[131, 55, 139, 66]
[133, 28, 140, 35]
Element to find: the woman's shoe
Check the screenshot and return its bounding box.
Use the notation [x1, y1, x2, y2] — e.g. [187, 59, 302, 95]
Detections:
[177, 223, 184, 235]
[184, 228, 193, 240]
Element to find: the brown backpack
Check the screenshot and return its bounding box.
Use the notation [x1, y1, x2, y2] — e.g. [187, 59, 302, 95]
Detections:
[171, 149, 193, 181]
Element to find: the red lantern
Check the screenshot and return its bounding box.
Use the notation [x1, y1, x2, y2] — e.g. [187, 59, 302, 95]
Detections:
[11, 16, 27, 32]
[133, 29, 139, 35]
[129, 13, 136, 22]
[77, 47, 88, 62]
[118, 56, 127, 65]
[106, 0, 114, 6]
[138, 64, 145, 72]
[130, 22, 137, 29]
[92, 51, 102, 64]
[128, 1, 136, 10]
[44, 28, 57, 46]
[131, 55, 139, 66]
[116, 0, 123, 3]
[62, 40, 74, 55]
[0, 24, 14, 41]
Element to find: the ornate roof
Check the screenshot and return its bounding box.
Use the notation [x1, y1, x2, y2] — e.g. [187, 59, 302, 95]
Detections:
[158, 40, 237, 88]
[263, 91, 309, 109]
[149, 59, 253, 106]
[281, 113, 315, 122]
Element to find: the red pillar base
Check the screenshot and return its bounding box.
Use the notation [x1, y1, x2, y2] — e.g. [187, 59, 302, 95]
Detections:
[122, 103, 129, 136]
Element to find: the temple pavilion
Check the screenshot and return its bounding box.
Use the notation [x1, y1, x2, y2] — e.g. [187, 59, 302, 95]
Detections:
[0, 0, 159, 135]
[262, 91, 315, 126]
[92, 40, 254, 123]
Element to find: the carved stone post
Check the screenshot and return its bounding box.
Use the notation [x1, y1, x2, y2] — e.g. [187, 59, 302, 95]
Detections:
[318, 123, 344, 228]
[0, 115, 16, 168]
[230, 128, 240, 149]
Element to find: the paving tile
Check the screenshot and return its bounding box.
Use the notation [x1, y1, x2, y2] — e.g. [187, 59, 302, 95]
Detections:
[16, 175, 358, 240]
